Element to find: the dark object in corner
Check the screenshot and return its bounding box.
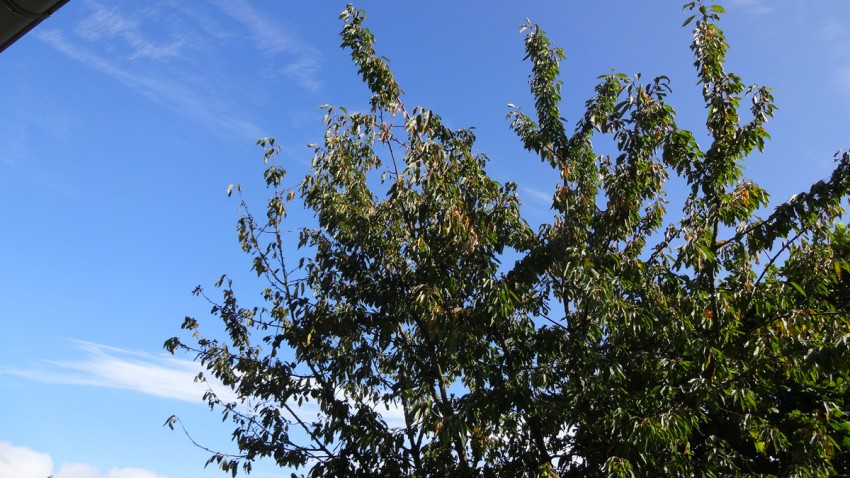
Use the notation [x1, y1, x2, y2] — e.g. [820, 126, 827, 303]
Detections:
[0, 0, 69, 53]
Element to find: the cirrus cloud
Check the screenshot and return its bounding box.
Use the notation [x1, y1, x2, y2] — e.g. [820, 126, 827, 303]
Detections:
[1, 340, 236, 404]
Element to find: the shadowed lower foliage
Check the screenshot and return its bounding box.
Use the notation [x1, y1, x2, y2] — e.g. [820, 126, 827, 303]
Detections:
[165, 3, 850, 477]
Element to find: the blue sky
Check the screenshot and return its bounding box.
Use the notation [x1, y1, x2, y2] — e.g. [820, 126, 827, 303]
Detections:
[1, 1, 848, 477]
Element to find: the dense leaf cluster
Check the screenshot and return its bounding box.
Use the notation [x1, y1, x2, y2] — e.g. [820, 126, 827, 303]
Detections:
[166, 3, 850, 477]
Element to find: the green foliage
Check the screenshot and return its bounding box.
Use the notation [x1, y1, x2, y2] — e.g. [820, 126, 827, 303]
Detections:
[165, 2, 850, 476]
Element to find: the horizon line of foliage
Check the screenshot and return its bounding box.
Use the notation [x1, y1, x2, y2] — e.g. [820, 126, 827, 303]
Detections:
[165, 2, 850, 476]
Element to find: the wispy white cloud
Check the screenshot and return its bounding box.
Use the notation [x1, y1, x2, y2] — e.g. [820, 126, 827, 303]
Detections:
[35, 28, 263, 140]
[2, 340, 234, 404]
[280, 57, 323, 92]
[210, 0, 299, 55]
[522, 186, 553, 206]
[33, 0, 326, 141]
[34, 0, 326, 138]
[4, 338, 408, 433]
[171, 2, 233, 43]
[75, 1, 185, 60]
[209, 0, 323, 90]
[0, 441, 168, 478]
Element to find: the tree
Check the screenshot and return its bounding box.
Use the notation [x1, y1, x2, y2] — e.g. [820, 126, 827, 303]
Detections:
[165, 2, 850, 476]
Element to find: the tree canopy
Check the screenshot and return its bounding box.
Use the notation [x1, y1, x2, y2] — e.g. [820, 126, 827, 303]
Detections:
[165, 2, 850, 476]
